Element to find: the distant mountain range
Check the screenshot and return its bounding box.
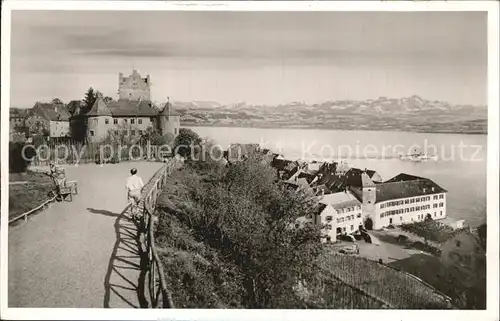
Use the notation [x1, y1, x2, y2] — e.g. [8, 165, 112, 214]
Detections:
[172, 96, 487, 134]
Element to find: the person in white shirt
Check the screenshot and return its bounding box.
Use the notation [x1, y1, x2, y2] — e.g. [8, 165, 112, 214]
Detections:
[126, 168, 144, 218]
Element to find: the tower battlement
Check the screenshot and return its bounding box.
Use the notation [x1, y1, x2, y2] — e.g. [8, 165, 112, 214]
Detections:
[118, 69, 151, 101]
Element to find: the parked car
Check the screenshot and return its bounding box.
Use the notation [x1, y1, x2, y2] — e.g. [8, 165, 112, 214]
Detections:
[352, 230, 363, 240]
[338, 234, 356, 242]
[339, 244, 359, 255]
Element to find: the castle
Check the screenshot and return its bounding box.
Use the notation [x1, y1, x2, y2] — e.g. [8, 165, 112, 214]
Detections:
[85, 70, 180, 141]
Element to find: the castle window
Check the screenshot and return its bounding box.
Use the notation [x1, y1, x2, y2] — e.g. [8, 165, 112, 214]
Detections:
[105, 119, 109, 125]
[123, 119, 127, 124]
[89, 130, 94, 136]
[138, 130, 143, 135]
[174, 128, 178, 135]
[131, 119, 135, 124]
[114, 130, 118, 135]
[114, 119, 118, 124]
[131, 130, 135, 136]
[138, 119, 143, 124]
[94, 119, 98, 124]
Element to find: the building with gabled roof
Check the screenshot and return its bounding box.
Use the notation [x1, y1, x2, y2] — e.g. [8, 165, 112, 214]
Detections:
[370, 173, 448, 230]
[75, 70, 180, 141]
[25, 102, 71, 137]
[314, 190, 363, 242]
[10, 107, 29, 129]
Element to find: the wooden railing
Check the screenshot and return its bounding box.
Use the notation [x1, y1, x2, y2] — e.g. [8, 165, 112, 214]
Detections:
[139, 159, 180, 308]
[8, 195, 57, 224]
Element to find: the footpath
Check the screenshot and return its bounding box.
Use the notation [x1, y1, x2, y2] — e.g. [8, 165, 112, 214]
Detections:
[8, 162, 163, 308]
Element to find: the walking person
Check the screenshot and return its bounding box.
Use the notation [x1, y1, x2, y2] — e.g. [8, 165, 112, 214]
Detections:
[126, 168, 144, 220]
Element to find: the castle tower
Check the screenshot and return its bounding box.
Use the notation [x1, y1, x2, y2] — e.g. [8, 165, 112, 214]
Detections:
[86, 93, 113, 141]
[158, 98, 180, 138]
[360, 172, 377, 229]
[118, 69, 151, 101]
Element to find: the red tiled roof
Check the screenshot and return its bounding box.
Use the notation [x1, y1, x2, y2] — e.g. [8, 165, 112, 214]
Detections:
[159, 102, 181, 117]
[87, 96, 113, 116]
[375, 176, 447, 203]
[344, 168, 375, 188]
[34, 102, 71, 121]
[106, 100, 160, 117]
[385, 173, 426, 183]
[10, 108, 29, 118]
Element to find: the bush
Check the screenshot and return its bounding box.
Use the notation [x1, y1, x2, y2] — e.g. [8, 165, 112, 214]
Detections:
[156, 156, 324, 308]
[400, 221, 462, 243]
[9, 142, 36, 173]
[172, 128, 202, 159]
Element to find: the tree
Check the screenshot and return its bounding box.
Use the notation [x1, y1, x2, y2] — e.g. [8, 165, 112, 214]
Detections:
[82, 87, 97, 114]
[71, 88, 110, 142]
[9, 141, 37, 173]
[51, 98, 64, 105]
[157, 156, 324, 308]
[173, 128, 202, 159]
[103, 96, 113, 104]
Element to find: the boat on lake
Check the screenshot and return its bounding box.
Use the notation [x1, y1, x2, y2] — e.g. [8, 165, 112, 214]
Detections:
[399, 149, 438, 162]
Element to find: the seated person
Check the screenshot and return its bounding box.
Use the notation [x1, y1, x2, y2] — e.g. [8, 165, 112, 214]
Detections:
[47, 162, 67, 192]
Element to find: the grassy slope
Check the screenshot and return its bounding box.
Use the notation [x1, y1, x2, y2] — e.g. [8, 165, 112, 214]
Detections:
[8, 171, 55, 220]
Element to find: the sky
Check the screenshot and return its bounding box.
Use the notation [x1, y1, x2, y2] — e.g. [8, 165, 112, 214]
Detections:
[10, 10, 487, 108]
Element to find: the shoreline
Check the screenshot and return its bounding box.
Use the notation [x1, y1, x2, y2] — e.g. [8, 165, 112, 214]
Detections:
[182, 122, 488, 136]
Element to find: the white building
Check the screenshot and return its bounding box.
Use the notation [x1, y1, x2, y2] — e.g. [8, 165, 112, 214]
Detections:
[371, 173, 448, 230]
[315, 191, 363, 243]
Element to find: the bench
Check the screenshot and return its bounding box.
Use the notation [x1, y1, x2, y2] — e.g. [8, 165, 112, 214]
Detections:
[58, 180, 78, 202]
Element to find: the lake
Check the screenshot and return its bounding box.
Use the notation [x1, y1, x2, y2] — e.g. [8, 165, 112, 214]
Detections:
[186, 126, 487, 228]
